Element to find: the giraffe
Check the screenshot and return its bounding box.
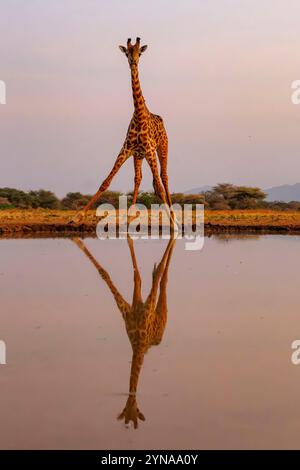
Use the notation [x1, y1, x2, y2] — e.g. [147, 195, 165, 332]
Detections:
[72, 235, 176, 428]
[73, 37, 175, 225]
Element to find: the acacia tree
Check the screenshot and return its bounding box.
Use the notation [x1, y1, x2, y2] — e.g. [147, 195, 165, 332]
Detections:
[0, 188, 33, 208]
[205, 184, 266, 209]
[29, 190, 61, 209]
[61, 192, 92, 210]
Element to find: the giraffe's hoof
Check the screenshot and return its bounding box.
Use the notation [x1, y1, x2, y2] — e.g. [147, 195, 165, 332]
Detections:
[69, 211, 85, 225]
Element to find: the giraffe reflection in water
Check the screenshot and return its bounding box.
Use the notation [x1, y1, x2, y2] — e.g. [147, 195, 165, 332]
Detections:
[72, 236, 176, 428]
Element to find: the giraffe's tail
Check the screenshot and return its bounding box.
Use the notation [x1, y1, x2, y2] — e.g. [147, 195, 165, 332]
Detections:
[152, 262, 158, 280]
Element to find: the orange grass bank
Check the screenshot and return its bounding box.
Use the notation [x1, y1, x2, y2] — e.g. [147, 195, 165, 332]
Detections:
[0, 209, 300, 237]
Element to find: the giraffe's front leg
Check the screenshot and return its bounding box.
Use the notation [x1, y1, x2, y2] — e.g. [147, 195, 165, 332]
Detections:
[146, 151, 178, 230]
[127, 236, 143, 304]
[146, 151, 167, 204]
[132, 157, 143, 205]
[70, 147, 131, 224]
[71, 237, 131, 315]
[127, 156, 143, 226]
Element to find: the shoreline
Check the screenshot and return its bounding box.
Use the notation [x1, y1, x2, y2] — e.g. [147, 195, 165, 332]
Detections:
[1, 209, 300, 238]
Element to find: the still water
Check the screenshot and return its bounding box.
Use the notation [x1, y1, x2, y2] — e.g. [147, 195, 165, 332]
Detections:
[0, 235, 300, 449]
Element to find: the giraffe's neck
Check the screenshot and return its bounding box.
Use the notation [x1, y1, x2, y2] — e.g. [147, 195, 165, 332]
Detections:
[130, 64, 148, 119]
[129, 347, 146, 395]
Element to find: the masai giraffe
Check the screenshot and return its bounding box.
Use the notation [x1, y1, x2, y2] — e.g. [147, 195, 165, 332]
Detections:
[72, 236, 176, 428]
[74, 37, 174, 224]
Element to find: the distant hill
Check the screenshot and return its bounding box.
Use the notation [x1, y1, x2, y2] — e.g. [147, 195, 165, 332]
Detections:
[184, 185, 212, 194]
[265, 183, 300, 202]
[184, 183, 300, 202]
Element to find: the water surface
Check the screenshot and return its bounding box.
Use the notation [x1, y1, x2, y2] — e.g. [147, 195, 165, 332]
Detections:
[0, 235, 300, 449]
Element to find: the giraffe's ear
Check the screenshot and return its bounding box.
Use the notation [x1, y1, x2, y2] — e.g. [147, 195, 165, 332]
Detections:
[140, 45, 148, 54]
[119, 45, 127, 54]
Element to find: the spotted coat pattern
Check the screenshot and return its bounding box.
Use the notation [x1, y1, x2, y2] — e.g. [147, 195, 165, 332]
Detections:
[80, 38, 172, 216]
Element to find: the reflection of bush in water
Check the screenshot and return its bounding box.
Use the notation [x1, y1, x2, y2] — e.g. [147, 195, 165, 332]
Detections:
[213, 234, 261, 243]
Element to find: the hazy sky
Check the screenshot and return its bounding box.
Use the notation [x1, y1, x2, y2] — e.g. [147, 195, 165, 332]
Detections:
[1, 0, 300, 195]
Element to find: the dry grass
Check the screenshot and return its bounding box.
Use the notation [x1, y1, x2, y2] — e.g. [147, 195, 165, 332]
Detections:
[0, 208, 300, 234]
[0, 208, 82, 225]
[204, 209, 300, 227]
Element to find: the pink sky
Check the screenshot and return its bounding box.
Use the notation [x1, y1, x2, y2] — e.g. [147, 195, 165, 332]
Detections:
[1, 0, 300, 195]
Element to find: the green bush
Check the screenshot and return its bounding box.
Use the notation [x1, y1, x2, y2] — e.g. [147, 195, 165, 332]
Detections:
[1, 185, 300, 211]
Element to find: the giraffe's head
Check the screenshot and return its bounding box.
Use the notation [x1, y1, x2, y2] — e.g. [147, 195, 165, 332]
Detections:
[119, 37, 148, 67]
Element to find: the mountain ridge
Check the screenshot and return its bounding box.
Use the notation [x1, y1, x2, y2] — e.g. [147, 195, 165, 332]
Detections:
[184, 183, 300, 202]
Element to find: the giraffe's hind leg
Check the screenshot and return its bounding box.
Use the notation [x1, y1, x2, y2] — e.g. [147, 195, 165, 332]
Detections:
[157, 143, 178, 228]
[132, 157, 143, 205]
[157, 143, 172, 208]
